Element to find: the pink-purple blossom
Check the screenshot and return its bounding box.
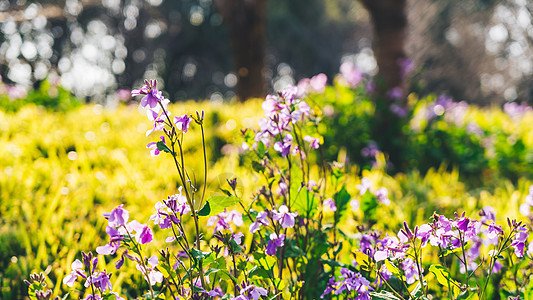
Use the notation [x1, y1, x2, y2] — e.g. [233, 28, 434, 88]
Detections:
[273, 205, 298, 229]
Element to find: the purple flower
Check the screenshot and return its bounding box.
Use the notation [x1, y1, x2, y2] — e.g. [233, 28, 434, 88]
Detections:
[322, 268, 373, 299]
[356, 178, 372, 195]
[374, 187, 390, 205]
[310, 73, 327, 93]
[63, 259, 86, 287]
[304, 135, 320, 149]
[401, 258, 422, 285]
[146, 109, 168, 137]
[207, 210, 243, 233]
[273, 205, 298, 228]
[387, 87, 403, 100]
[266, 233, 285, 256]
[137, 225, 153, 244]
[236, 282, 268, 300]
[104, 205, 129, 228]
[173, 114, 191, 133]
[511, 226, 529, 258]
[85, 270, 112, 292]
[323, 198, 337, 212]
[146, 136, 166, 157]
[273, 134, 293, 157]
[249, 211, 270, 234]
[340, 61, 363, 88]
[132, 79, 166, 109]
[484, 222, 503, 245]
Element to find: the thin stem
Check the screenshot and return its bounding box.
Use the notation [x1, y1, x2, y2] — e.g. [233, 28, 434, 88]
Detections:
[123, 226, 154, 299]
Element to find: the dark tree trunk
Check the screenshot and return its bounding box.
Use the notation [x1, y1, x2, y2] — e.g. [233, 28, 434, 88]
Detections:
[361, 0, 408, 98]
[361, 0, 409, 171]
[214, 0, 267, 101]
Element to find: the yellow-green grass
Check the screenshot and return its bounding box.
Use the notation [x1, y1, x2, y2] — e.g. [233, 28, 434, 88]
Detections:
[0, 99, 532, 298]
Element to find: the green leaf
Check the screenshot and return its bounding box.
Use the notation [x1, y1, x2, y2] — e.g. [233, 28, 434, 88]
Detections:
[370, 291, 403, 300]
[219, 188, 232, 196]
[256, 141, 267, 158]
[156, 141, 172, 154]
[249, 265, 271, 279]
[360, 191, 378, 218]
[285, 239, 306, 258]
[334, 187, 351, 220]
[353, 251, 373, 271]
[190, 248, 211, 260]
[384, 260, 406, 281]
[208, 196, 241, 215]
[410, 281, 426, 299]
[197, 201, 211, 216]
[252, 161, 265, 173]
[440, 247, 462, 257]
[429, 264, 460, 296]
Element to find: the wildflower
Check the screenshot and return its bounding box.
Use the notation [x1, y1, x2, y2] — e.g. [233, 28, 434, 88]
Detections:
[356, 178, 372, 195]
[323, 268, 373, 299]
[132, 79, 166, 109]
[235, 282, 268, 300]
[136, 255, 164, 286]
[146, 136, 166, 157]
[401, 258, 422, 285]
[173, 114, 191, 133]
[63, 259, 86, 287]
[249, 211, 270, 234]
[96, 226, 123, 255]
[304, 135, 320, 149]
[339, 61, 363, 88]
[273, 205, 298, 228]
[207, 210, 243, 233]
[85, 270, 112, 292]
[511, 225, 529, 258]
[145, 109, 168, 137]
[273, 134, 293, 157]
[323, 198, 336, 212]
[374, 187, 390, 205]
[266, 233, 285, 256]
[104, 204, 129, 228]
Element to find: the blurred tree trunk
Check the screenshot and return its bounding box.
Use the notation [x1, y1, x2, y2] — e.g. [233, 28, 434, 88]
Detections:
[213, 0, 267, 101]
[361, 0, 408, 98]
[361, 0, 409, 171]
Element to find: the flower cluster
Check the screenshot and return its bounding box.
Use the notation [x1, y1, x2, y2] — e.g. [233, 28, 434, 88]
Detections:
[321, 268, 373, 300]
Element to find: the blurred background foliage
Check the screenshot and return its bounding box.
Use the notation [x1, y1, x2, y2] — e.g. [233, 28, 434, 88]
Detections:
[1, 0, 533, 103]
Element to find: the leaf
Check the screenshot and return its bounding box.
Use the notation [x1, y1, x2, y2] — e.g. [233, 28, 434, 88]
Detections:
[252, 161, 265, 173]
[334, 187, 351, 220]
[353, 251, 373, 271]
[456, 290, 479, 300]
[284, 239, 306, 258]
[440, 247, 462, 257]
[208, 196, 241, 215]
[410, 281, 426, 299]
[190, 248, 211, 260]
[384, 260, 406, 281]
[156, 141, 172, 154]
[370, 291, 403, 300]
[360, 191, 378, 219]
[248, 265, 271, 279]
[256, 141, 267, 158]
[197, 201, 211, 216]
[429, 264, 461, 296]
[219, 188, 232, 196]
